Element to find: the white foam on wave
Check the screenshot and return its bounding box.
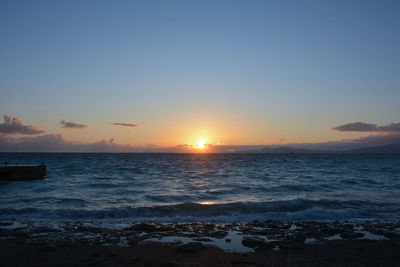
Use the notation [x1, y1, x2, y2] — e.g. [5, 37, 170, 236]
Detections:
[304, 237, 318, 244]
[0, 198, 397, 222]
[358, 231, 388, 240]
[326, 234, 342, 241]
[0, 220, 26, 230]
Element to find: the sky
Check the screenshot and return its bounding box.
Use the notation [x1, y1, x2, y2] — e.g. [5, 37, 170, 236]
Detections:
[0, 0, 400, 152]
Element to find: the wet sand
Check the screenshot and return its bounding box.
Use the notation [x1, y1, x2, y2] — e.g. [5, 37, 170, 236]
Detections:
[1, 220, 400, 266]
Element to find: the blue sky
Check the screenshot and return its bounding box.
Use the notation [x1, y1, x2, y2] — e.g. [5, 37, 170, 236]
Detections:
[1, 0, 399, 151]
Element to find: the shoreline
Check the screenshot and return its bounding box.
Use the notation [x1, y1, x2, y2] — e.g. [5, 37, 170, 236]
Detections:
[1, 219, 400, 266]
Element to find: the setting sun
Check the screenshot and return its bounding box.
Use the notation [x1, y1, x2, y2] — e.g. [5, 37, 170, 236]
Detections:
[196, 139, 207, 149]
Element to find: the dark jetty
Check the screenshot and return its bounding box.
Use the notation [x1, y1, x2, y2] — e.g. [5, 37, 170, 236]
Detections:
[0, 164, 46, 181]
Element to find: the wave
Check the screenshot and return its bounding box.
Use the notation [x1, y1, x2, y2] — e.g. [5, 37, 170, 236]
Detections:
[1, 199, 398, 222]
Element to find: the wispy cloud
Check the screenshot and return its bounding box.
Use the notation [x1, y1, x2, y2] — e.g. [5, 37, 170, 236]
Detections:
[331, 121, 400, 132]
[110, 122, 141, 128]
[60, 119, 88, 129]
[0, 115, 45, 135]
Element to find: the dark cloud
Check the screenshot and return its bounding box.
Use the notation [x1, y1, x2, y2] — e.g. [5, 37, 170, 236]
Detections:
[331, 121, 400, 132]
[0, 134, 65, 152]
[377, 123, 400, 132]
[0, 134, 142, 152]
[18, 134, 65, 144]
[110, 122, 140, 128]
[331, 122, 378, 132]
[60, 119, 88, 129]
[352, 133, 400, 146]
[0, 115, 45, 135]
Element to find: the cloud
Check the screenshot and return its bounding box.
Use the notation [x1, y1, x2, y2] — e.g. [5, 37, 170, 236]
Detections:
[351, 132, 400, 146]
[60, 119, 88, 129]
[331, 121, 400, 132]
[110, 122, 140, 128]
[377, 123, 400, 132]
[0, 134, 65, 152]
[18, 134, 65, 144]
[0, 115, 45, 135]
[0, 134, 142, 152]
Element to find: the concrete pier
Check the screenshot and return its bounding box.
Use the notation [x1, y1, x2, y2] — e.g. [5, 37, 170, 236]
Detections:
[0, 164, 47, 181]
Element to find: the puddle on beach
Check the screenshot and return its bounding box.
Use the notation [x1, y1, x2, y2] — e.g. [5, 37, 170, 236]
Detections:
[358, 231, 389, 240]
[145, 230, 254, 252]
[0, 219, 395, 251]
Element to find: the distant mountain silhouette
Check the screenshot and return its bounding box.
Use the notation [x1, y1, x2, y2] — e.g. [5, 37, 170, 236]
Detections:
[238, 144, 400, 154]
[261, 147, 325, 153]
[240, 146, 327, 154]
[344, 144, 400, 153]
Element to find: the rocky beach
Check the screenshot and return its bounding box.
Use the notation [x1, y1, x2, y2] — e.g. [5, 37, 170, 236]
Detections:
[1, 219, 400, 266]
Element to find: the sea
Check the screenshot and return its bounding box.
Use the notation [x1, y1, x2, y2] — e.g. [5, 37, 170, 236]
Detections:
[1, 153, 400, 223]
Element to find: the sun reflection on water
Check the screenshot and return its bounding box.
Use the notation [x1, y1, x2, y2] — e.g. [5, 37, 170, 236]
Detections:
[198, 201, 217, 205]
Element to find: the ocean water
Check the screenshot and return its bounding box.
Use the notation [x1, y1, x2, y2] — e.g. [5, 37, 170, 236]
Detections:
[0, 153, 399, 222]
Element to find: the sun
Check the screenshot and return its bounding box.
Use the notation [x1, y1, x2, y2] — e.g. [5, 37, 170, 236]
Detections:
[197, 141, 206, 149]
[195, 139, 207, 149]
